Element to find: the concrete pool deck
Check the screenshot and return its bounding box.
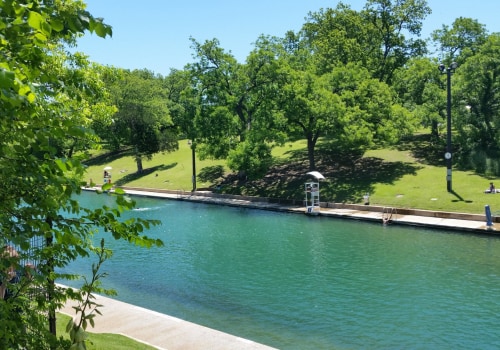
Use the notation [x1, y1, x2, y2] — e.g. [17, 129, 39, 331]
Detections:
[119, 187, 498, 234]
[66, 187, 498, 349]
[60, 293, 276, 350]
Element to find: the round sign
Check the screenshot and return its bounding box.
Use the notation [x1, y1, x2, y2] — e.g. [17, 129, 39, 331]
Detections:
[445, 152, 452, 159]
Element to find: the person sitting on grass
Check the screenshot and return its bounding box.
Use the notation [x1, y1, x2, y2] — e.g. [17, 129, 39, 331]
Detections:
[485, 182, 496, 194]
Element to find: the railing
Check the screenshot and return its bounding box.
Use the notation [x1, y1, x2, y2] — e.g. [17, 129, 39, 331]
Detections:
[382, 207, 397, 224]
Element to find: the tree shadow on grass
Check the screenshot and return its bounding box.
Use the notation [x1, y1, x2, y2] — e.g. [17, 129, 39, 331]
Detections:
[396, 133, 444, 166]
[84, 148, 135, 167]
[198, 165, 225, 183]
[221, 147, 422, 203]
[322, 156, 421, 202]
[114, 163, 177, 186]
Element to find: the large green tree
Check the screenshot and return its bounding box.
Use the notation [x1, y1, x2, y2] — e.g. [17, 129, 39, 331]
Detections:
[188, 37, 285, 178]
[392, 57, 444, 139]
[363, 0, 431, 83]
[0, 1, 161, 348]
[301, 3, 373, 75]
[301, 0, 430, 82]
[453, 34, 500, 174]
[280, 62, 415, 170]
[102, 69, 179, 173]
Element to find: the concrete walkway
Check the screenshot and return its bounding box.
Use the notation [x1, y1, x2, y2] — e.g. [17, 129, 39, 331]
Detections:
[120, 187, 498, 234]
[65, 188, 497, 350]
[60, 293, 276, 350]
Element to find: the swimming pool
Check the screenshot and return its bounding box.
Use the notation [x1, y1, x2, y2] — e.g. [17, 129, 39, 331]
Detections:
[63, 191, 500, 349]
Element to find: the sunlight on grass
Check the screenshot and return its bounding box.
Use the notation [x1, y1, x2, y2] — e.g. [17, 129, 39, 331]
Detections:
[56, 314, 156, 350]
[83, 137, 499, 214]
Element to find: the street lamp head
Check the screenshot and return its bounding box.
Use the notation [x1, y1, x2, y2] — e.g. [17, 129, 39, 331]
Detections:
[438, 62, 458, 73]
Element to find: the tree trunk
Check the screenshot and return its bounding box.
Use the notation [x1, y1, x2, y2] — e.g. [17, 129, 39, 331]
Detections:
[431, 120, 439, 139]
[135, 155, 143, 173]
[307, 137, 316, 171]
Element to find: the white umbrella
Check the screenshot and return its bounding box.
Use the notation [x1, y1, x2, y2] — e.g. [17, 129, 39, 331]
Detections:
[306, 171, 325, 180]
[104, 166, 112, 171]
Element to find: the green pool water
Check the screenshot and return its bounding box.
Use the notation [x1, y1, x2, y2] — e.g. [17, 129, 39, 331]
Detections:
[65, 192, 500, 349]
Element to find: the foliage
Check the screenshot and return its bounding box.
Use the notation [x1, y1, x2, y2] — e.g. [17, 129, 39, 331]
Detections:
[453, 34, 500, 175]
[430, 16, 488, 64]
[392, 57, 444, 138]
[66, 239, 114, 350]
[0, 1, 162, 348]
[278, 62, 416, 170]
[187, 38, 243, 160]
[362, 0, 431, 83]
[227, 139, 273, 180]
[100, 68, 179, 173]
[187, 36, 286, 172]
[301, 3, 372, 75]
[301, 0, 430, 82]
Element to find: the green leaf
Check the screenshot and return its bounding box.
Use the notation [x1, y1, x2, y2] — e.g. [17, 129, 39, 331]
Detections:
[65, 318, 74, 333]
[94, 22, 107, 38]
[113, 187, 125, 195]
[51, 19, 64, 32]
[55, 158, 68, 172]
[34, 32, 48, 43]
[102, 182, 113, 191]
[28, 11, 44, 31]
[0, 69, 15, 89]
[26, 92, 36, 103]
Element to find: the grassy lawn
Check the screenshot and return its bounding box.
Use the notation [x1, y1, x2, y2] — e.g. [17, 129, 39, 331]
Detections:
[56, 313, 156, 350]
[84, 142, 228, 191]
[366, 149, 491, 213]
[83, 136, 500, 215]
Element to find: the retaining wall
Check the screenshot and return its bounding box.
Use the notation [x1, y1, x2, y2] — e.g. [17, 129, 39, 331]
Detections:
[120, 186, 495, 223]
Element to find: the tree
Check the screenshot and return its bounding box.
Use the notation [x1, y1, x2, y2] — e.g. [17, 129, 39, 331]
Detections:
[453, 34, 500, 174]
[279, 63, 415, 170]
[0, 1, 161, 348]
[188, 37, 285, 176]
[431, 17, 488, 64]
[47, 51, 117, 158]
[103, 69, 179, 173]
[301, 0, 430, 82]
[392, 57, 444, 139]
[362, 0, 431, 83]
[301, 3, 373, 75]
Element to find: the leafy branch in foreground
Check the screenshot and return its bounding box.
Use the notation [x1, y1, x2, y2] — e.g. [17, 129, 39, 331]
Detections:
[66, 239, 114, 350]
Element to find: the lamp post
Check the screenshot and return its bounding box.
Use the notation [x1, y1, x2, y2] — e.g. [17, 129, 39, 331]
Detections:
[188, 140, 196, 192]
[438, 62, 458, 192]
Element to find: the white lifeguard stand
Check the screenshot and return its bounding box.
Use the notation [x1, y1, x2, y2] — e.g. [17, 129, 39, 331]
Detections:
[103, 166, 112, 185]
[304, 171, 325, 215]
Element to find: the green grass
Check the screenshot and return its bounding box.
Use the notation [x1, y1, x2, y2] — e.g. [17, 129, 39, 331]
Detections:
[82, 137, 499, 215]
[366, 149, 490, 213]
[84, 141, 227, 191]
[56, 313, 156, 350]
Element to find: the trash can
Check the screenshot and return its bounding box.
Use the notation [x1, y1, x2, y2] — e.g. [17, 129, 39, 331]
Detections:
[363, 193, 370, 205]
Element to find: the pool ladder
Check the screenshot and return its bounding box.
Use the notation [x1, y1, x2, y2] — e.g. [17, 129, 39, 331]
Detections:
[382, 207, 397, 224]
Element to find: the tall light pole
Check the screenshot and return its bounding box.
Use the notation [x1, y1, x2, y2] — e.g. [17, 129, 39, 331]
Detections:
[188, 140, 196, 192]
[438, 62, 458, 192]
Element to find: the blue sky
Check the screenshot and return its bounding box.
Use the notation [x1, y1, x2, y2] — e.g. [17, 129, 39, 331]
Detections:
[76, 0, 500, 76]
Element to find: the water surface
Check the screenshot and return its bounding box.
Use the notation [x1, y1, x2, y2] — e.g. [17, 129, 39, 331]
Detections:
[64, 192, 500, 349]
